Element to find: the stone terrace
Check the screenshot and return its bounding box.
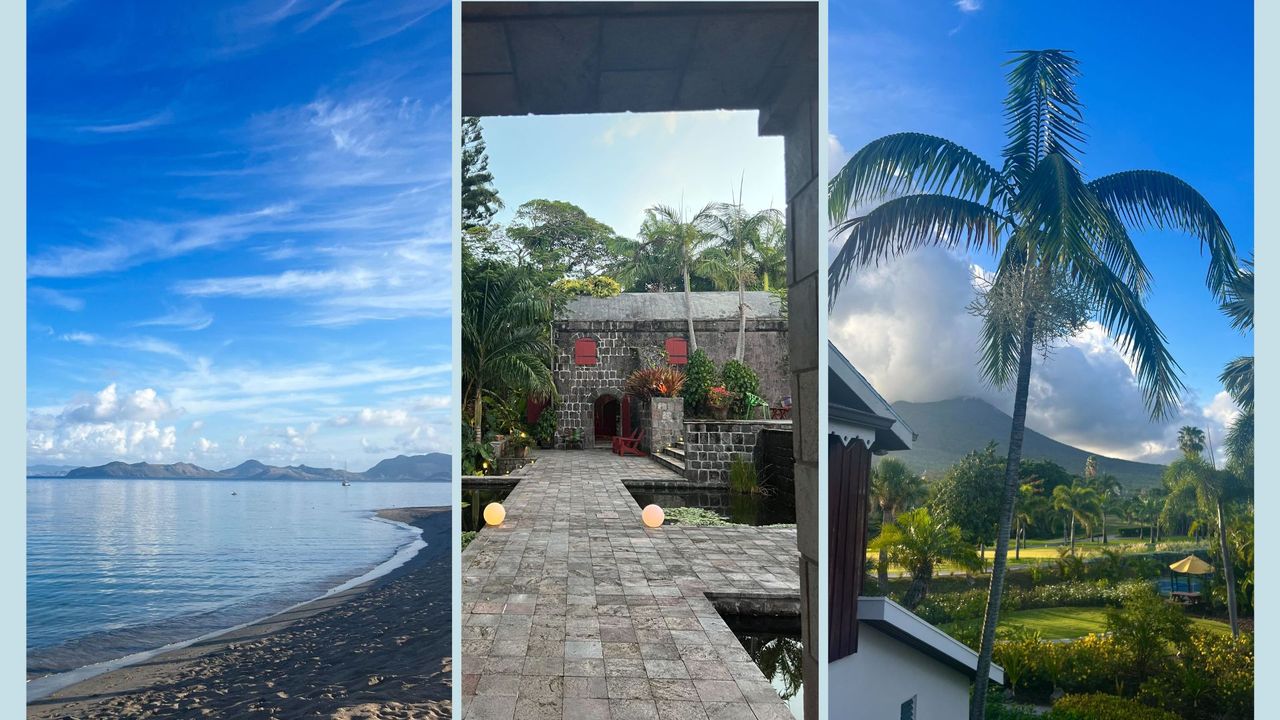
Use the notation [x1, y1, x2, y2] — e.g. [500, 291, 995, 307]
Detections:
[461, 450, 800, 720]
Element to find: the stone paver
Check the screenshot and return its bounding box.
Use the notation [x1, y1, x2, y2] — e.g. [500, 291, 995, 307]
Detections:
[462, 450, 799, 720]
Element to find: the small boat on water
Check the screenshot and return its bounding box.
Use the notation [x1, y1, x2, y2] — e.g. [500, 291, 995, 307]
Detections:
[231, 491, 238, 496]
[341, 480, 351, 486]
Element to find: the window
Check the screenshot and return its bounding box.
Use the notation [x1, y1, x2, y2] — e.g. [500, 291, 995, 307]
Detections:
[574, 337, 598, 366]
[899, 696, 916, 720]
[664, 337, 688, 365]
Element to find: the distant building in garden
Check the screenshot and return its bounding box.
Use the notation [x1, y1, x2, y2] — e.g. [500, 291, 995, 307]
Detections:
[546, 290, 789, 449]
[827, 342, 1004, 717]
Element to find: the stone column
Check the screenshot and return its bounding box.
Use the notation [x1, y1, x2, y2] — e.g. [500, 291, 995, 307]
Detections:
[759, 29, 820, 719]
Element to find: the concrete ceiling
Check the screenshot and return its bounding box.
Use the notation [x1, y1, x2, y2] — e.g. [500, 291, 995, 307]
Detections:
[462, 2, 817, 120]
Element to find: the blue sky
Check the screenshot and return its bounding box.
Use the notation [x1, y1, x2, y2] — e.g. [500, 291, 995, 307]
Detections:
[828, 0, 1253, 463]
[27, 0, 452, 470]
[481, 111, 785, 240]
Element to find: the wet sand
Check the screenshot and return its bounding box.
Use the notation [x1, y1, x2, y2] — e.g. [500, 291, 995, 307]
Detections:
[29, 508, 452, 720]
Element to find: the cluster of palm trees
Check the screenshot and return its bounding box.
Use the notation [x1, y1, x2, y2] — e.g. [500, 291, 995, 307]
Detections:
[829, 49, 1244, 718]
[609, 196, 786, 361]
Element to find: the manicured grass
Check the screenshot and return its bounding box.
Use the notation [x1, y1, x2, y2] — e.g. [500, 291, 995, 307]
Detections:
[984, 606, 1232, 640]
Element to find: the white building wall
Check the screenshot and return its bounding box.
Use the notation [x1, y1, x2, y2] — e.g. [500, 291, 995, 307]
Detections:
[829, 624, 973, 720]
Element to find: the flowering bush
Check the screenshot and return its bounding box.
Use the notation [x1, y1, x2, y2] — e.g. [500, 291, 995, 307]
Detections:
[1047, 693, 1178, 720]
[706, 385, 733, 409]
[551, 275, 621, 297]
[624, 367, 686, 399]
[1137, 632, 1253, 720]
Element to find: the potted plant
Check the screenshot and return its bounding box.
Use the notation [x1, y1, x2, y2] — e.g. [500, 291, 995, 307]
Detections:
[508, 430, 534, 458]
[532, 410, 557, 449]
[707, 385, 733, 420]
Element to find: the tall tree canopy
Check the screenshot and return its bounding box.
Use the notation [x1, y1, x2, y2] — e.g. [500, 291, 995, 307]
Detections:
[461, 117, 502, 230]
[505, 199, 621, 279]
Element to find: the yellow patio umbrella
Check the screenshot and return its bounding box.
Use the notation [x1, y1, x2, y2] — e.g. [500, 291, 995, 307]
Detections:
[1168, 554, 1214, 595]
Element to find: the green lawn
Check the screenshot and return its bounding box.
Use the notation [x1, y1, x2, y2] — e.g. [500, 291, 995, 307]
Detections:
[989, 606, 1232, 640]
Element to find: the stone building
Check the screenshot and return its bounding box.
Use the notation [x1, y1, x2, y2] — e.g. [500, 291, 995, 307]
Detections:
[549, 291, 789, 449]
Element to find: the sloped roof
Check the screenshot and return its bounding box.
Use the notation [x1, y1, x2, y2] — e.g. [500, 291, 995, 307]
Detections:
[829, 342, 915, 452]
[858, 597, 1005, 685]
[560, 291, 783, 322]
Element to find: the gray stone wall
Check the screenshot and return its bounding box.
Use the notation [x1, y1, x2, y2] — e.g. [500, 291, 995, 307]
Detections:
[638, 397, 683, 453]
[755, 427, 795, 490]
[683, 419, 792, 485]
[552, 317, 789, 448]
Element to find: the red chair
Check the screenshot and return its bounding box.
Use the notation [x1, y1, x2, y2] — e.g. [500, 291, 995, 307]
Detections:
[612, 428, 645, 456]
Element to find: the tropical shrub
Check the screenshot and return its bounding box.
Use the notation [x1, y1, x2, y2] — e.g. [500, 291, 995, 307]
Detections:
[720, 359, 760, 416]
[551, 275, 622, 297]
[1047, 694, 1178, 720]
[461, 531, 478, 550]
[462, 423, 494, 475]
[1137, 632, 1253, 720]
[532, 407, 557, 447]
[624, 367, 686, 399]
[1104, 587, 1191, 679]
[914, 580, 1150, 626]
[680, 349, 717, 415]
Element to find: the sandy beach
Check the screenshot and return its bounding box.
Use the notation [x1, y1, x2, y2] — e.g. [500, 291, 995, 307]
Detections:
[28, 507, 453, 720]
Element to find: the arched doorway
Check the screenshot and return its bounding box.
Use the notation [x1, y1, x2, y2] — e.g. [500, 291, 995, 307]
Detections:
[593, 394, 620, 442]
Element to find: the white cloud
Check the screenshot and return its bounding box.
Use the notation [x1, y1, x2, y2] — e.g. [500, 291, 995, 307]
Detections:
[133, 304, 214, 331]
[27, 384, 182, 464]
[29, 287, 84, 311]
[830, 245, 1235, 463]
[954, 0, 982, 12]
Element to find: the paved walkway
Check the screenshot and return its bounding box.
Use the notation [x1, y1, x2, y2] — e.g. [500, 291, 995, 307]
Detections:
[461, 450, 799, 720]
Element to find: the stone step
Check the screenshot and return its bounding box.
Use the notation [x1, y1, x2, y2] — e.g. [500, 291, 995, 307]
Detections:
[662, 445, 686, 460]
[652, 452, 685, 475]
[672, 440, 685, 450]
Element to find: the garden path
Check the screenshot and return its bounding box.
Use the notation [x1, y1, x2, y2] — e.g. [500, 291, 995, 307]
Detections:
[461, 449, 799, 720]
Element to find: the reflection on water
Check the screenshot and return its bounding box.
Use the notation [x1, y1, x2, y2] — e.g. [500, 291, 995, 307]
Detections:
[26, 478, 447, 676]
[463, 486, 514, 532]
[723, 613, 803, 719]
[629, 486, 795, 526]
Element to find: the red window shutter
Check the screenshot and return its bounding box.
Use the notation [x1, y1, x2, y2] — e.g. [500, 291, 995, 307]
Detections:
[574, 338, 598, 365]
[665, 337, 688, 365]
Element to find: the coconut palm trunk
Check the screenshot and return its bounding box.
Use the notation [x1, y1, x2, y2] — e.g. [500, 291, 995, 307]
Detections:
[1216, 499, 1240, 636]
[736, 278, 747, 361]
[683, 262, 698, 351]
[970, 312, 1035, 718]
[878, 508, 892, 587]
[474, 387, 484, 444]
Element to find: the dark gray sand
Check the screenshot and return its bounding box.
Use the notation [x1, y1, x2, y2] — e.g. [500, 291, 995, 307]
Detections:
[29, 508, 452, 720]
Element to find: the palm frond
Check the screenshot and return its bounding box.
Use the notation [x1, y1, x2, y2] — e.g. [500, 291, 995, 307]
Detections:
[1014, 152, 1109, 267]
[1219, 355, 1254, 410]
[1002, 50, 1086, 185]
[1221, 263, 1254, 332]
[828, 132, 1006, 222]
[1079, 253, 1184, 419]
[1088, 170, 1238, 298]
[829, 194, 1003, 299]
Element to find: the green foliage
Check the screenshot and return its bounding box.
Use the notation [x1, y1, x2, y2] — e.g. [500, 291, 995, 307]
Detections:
[551, 275, 622, 297]
[720, 359, 760, 416]
[915, 580, 1150, 626]
[870, 507, 980, 608]
[728, 456, 760, 495]
[624, 367, 686, 399]
[532, 408, 557, 447]
[462, 424, 495, 475]
[1047, 694, 1178, 720]
[680, 349, 717, 416]
[461, 117, 502, 230]
[1104, 587, 1191, 677]
[461, 531, 478, 550]
[506, 199, 621, 279]
[929, 442, 1006, 545]
[663, 507, 738, 527]
[1137, 632, 1253, 720]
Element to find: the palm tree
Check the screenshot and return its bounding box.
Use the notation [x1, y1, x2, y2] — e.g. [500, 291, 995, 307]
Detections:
[827, 50, 1238, 717]
[643, 203, 716, 351]
[1013, 481, 1046, 560]
[870, 507, 979, 609]
[1052, 482, 1099, 553]
[461, 267, 555, 443]
[1164, 457, 1243, 636]
[870, 458, 927, 587]
[1177, 426, 1207, 460]
[1087, 473, 1122, 544]
[702, 198, 783, 360]
[755, 212, 787, 291]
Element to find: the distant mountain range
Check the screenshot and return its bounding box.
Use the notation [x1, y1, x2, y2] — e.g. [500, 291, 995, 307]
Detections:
[30, 453, 451, 482]
[890, 398, 1166, 490]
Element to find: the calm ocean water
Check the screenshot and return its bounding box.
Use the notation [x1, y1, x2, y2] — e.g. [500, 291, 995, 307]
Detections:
[27, 478, 449, 679]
